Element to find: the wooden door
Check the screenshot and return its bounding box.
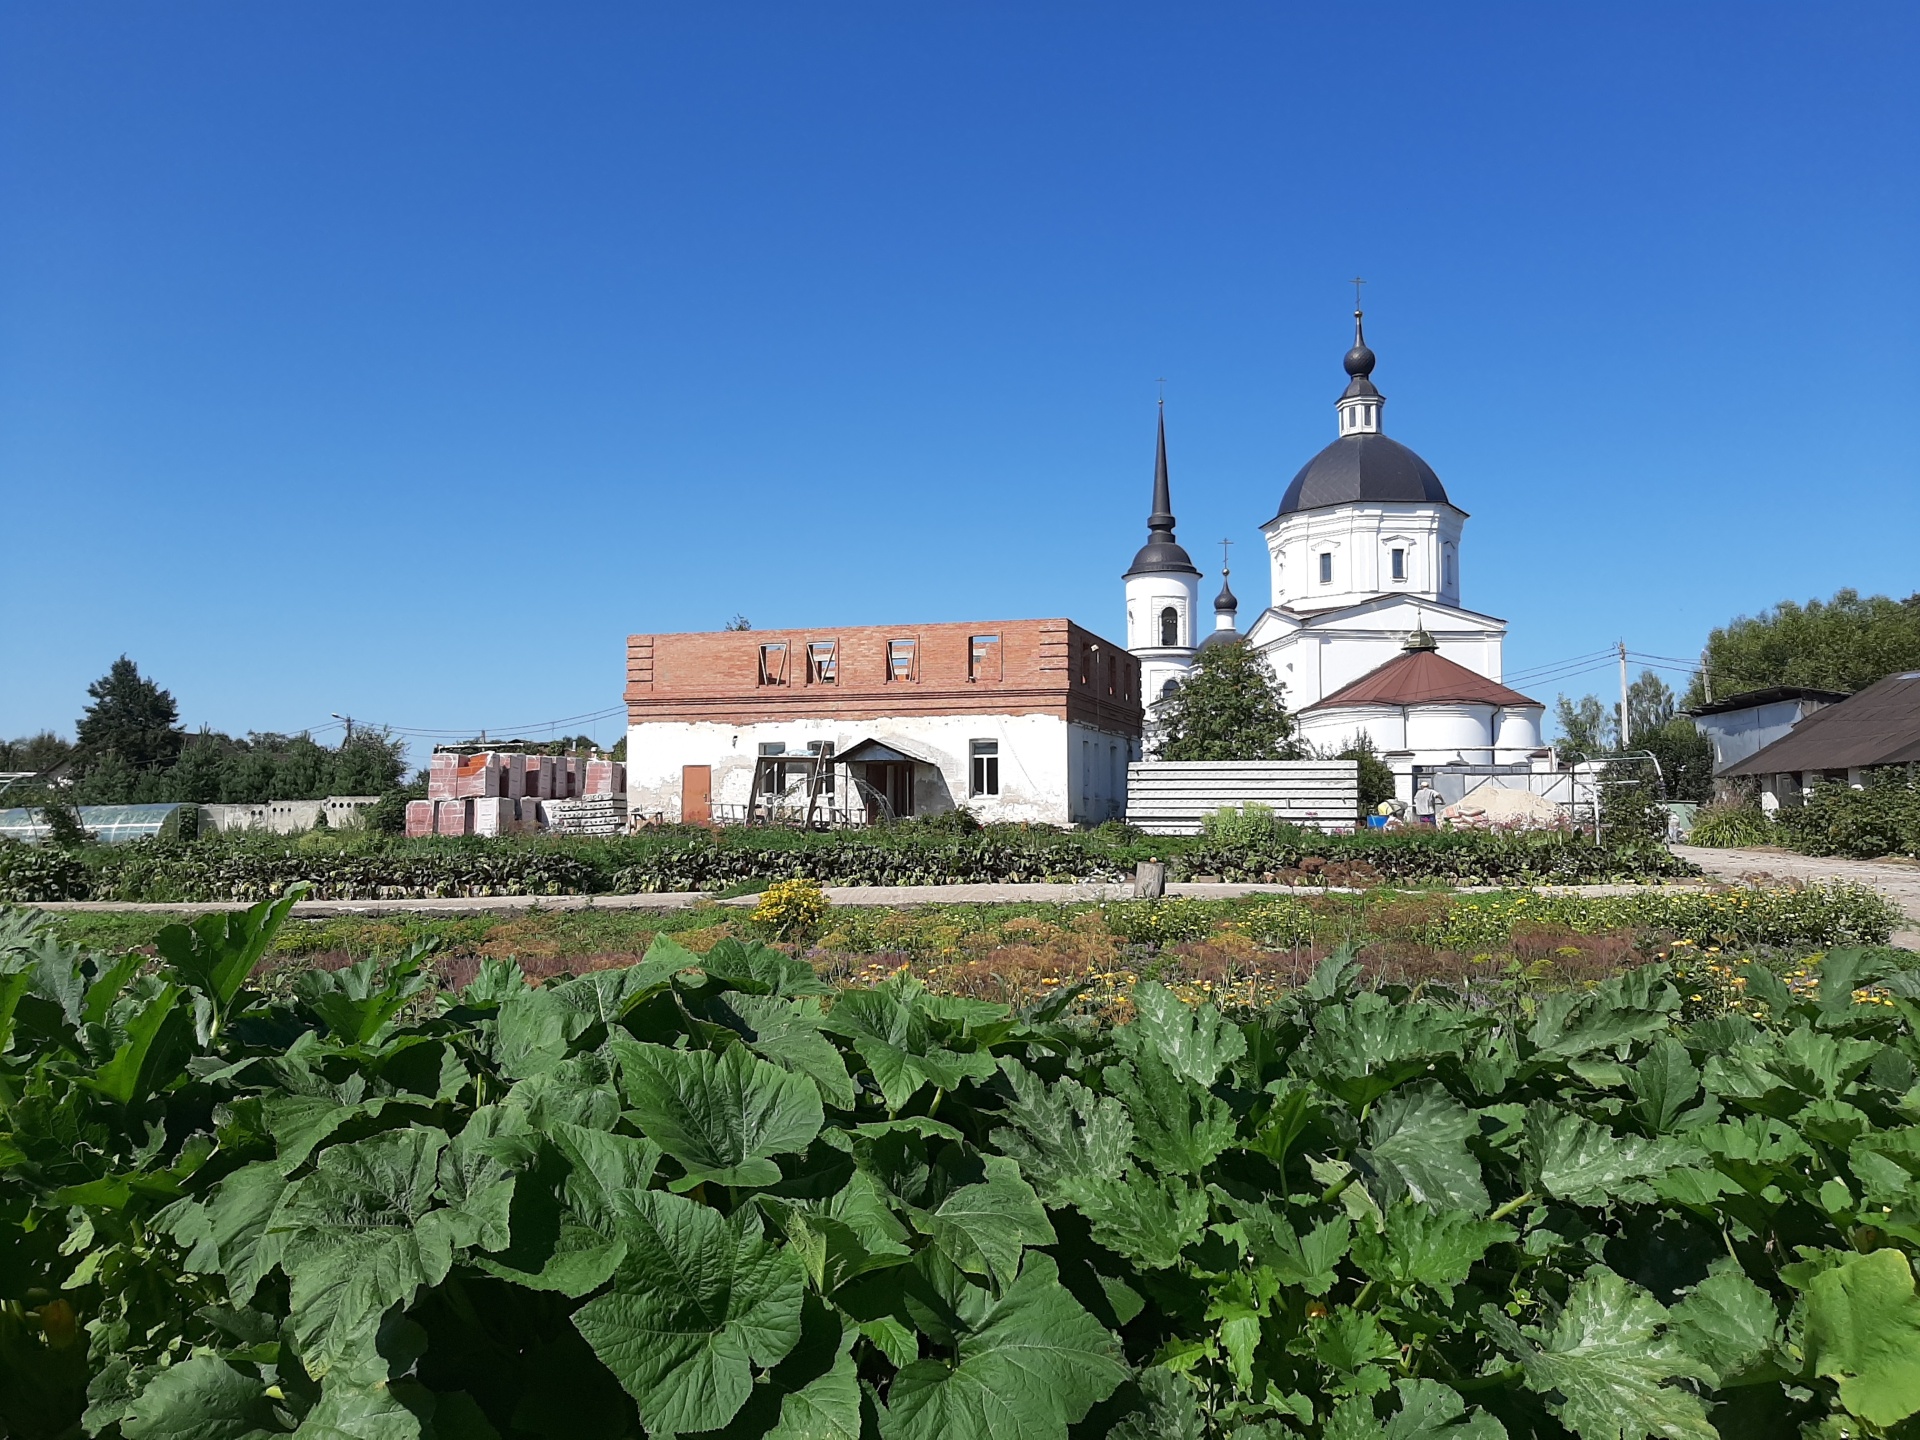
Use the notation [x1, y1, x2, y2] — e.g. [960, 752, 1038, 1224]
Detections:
[682, 765, 712, 826]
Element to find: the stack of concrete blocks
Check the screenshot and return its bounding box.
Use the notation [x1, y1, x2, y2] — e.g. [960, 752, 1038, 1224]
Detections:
[406, 751, 626, 838]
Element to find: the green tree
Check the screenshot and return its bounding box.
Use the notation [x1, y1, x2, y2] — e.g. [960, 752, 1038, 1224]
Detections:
[1151, 644, 1302, 761]
[75, 657, 183, 775]
[0, 732, 75, 775]
[1639, 716, 1714, 804]
[1686, 587, 1920, 704]
[1627, 669, 1676, 739]
[1553, 693, 1613, 764]
[1327, 731, 1398, 814]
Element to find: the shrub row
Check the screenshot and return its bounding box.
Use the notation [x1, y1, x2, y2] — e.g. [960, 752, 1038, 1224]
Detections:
[1689, 773, 1920, 860]
[0, 822, 1695, 903]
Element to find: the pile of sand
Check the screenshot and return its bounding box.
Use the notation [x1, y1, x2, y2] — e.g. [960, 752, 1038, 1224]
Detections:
[1442, 784, 1566, 829]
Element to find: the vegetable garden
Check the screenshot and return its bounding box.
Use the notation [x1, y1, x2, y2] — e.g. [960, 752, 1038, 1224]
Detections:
[6, 891, 1920, 1440]
[0, 822, 1696, 905]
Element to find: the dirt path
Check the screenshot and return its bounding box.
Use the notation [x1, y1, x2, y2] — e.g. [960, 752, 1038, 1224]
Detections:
[1672, 844, 1920, 946]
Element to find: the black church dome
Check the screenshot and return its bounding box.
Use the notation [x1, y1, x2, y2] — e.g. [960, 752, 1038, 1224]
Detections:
[1268, 433, 1452, 520]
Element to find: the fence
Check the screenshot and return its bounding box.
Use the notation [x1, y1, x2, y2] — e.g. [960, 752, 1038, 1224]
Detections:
[1126, 761, 1361, 835]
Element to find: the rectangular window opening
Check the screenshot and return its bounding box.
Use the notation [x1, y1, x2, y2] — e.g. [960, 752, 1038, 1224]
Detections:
[758, 643, 788, 686]
[806, 640, 837, 684]
[1318, 553, 1333, 585]
[1391, 548, 1406, 582]
[806, 740, 836, 797]
[757, 742, 787, 796]
[970, 740, 1000, 797]
[968, 634, 1002, 682]
[887, 638, 917, 682]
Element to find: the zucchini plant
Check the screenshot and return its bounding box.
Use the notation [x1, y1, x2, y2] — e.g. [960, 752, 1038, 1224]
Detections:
[2, 893, 1918, 1439]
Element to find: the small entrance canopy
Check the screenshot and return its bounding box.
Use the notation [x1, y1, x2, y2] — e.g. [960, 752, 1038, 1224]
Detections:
[834, 736, 943, 767]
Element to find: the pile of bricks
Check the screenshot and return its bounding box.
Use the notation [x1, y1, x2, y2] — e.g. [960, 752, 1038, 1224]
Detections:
[405, 751, 626, 838]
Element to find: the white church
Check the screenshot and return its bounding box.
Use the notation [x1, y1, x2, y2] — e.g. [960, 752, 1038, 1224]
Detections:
[1124, 308, 1552, 801]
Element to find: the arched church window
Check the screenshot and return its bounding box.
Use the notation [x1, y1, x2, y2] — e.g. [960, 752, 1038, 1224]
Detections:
[1444, 550, 1455, 587]
[1159, 607, 1179, 647]
[1160, 678, 1179, 699]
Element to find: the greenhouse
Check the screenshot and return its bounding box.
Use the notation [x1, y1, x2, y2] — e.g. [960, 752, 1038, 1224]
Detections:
[0, 802, 195, 845]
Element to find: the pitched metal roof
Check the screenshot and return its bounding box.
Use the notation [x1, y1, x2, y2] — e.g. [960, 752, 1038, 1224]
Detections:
[1722, 671, 1920, 775]
[1686, 685, 1852, 718]
[1301, 648, 1541, 712]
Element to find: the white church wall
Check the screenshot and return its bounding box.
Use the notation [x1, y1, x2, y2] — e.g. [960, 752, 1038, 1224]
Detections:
[625, 712, 1131, 828]
[1262, 503, 1463, 614]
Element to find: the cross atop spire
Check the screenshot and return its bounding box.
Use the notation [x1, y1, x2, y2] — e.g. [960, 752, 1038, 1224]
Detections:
[1337, 289, 1384, 435]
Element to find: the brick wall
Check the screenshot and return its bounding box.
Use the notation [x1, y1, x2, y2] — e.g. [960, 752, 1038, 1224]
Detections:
[625, 618, 1141, 737]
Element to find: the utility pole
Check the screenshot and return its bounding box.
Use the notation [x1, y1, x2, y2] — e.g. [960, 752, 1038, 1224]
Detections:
[1701, 649, 1713, 705]
[1618, 642, 1630, 750]
[330, 713, 354, 744]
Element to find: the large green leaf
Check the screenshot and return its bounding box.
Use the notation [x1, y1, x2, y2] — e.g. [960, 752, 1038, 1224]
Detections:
[1301, 993, 1475, 1107]
[880, 1252, 1126, 1440]
[1628, 1038, 1702, 1134]
[155, 887, 303, 1022]
[572, 1189, 806, 1435]
[1489, 1266, 1714, 1440]
[1071, 1174, 1209, 1270]
[161, 1162, 290, 1306]
[1800, 1247, 1920, 1427]
[989, 1059, 1132, 1204]
[291, 1378, 426, 1439]
[1103, 1051, 1236, 1176]
[714, 993, 858, 1111]
[120, 1354, 280, 1440]
[1351, 1204, 1513, 1305]
[1357, 1084, 1488, 1215]
[1233, 1204, 1350, 1297]
[1667, 1258, 1782, 1387]
[81, 981, 190, 1107]
[614, 1039, 824, 1189]
[821, 982, 996, 1111]
[1324, 1378, 1507, 1439]
[1524, 1105, 1685, 1207]
[276, 1130, 469, 1378]
[910, 1153, 1054, 1290]
[1114, 982, 1246, 1087]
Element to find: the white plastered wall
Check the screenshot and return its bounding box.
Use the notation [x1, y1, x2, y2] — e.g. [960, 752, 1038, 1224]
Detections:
[625, 712, 1136, 827]
[1262, 503, 1464, 614]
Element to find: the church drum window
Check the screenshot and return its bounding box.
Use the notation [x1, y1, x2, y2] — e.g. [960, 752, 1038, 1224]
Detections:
[1318, 553, 1333, 585]
[886, 638, 917, 682]
[970, 740, 999, 797]
[758, 644, 788, 686]
[1390, 548, 1406, 582]
[1159, 607, 1179, 646]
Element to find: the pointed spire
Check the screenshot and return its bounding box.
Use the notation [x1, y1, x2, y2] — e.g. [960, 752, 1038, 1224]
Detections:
[1403, 607, 1438, 652]
[1149, 401, 1174, 531]
[1124, 399, 1198, 578]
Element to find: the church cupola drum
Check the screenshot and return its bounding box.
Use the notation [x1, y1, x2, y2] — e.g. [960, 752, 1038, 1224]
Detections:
[1123, 403, 1202, 701]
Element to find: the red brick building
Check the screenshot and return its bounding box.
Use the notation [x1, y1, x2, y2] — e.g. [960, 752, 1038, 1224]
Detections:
[623, 618, 1141, 825]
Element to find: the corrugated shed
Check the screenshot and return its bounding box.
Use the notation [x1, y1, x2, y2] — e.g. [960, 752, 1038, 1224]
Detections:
[1723, 672, 1920, 775]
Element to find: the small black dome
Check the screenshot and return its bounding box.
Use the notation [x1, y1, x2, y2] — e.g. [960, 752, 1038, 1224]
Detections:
[1344, 341, 1375, 377]
[1125, 538, 1199, 578]
[1268, 433, 1453, 519]
[1214, 574, 1238, 613]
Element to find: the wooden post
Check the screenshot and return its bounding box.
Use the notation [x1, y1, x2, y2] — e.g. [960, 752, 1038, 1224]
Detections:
[1135, 860, 1166, 899]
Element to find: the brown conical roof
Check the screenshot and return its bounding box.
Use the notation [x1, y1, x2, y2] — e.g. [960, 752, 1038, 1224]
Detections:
[1301, 648, 1541, 712]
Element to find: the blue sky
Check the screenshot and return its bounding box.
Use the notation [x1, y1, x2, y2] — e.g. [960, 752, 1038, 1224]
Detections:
[3, 4, 1915, 757]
